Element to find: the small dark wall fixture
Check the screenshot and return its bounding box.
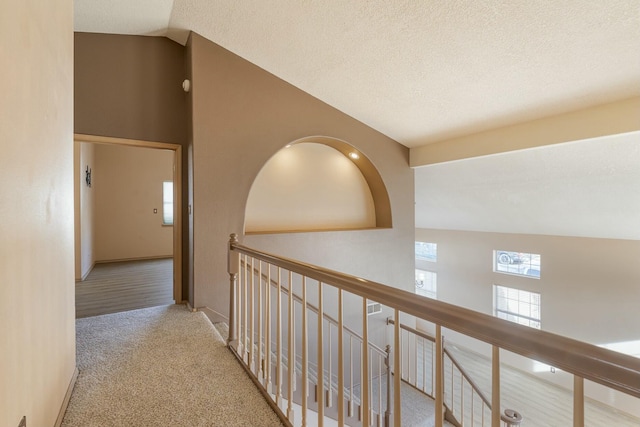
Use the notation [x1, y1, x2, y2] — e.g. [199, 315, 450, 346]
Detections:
[85, 165, 92, 187]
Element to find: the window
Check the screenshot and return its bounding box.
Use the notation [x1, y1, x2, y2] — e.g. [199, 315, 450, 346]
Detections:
[163, 181, 173, 225]
[494, 285, 541, 329]
[415, 242, 437, 261]
[415, 269, 437, 299]
[367, 301, 382, 315]
[494, 250, 540, 278]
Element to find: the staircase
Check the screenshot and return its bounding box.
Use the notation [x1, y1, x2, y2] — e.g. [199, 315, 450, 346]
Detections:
[229, 242, 519, 426]
[225, 234, 640, 427]
[238, 327, 454, 427]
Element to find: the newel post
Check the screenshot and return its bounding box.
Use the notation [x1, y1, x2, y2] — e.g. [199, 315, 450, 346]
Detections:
[227, 233, 239, 346]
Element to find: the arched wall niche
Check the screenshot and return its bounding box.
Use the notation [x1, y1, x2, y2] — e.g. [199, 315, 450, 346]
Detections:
[244, 136, 393, 234]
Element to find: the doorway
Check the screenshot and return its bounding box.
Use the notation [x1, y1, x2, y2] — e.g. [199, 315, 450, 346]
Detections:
[73, 134, 183, 311]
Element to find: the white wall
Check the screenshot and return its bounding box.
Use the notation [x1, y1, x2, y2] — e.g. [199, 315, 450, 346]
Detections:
[0, 0, 76, 425]
[415, 227, 640, 416]
[93, 144, 174, 261]
[75, 142, 96, 279]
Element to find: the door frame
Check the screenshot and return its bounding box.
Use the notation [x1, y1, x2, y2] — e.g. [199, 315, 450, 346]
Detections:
[74, 133, 183, 303]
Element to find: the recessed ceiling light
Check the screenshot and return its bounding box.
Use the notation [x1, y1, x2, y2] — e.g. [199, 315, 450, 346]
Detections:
[349, 152, 360, 160]
[285, 144, 292, 148]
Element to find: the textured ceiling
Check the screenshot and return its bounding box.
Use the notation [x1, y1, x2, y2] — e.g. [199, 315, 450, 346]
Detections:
[415, 132, 640, 240]
[73, 1, 640, 239]
[74, 0, 174, 36]
[74, 0, 640, 148]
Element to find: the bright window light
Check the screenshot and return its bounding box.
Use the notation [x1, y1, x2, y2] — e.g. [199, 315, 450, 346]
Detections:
[494, 285, 541, 329]
[415, 242, 437, 262]
[163, 181, 173, 225]
[415, 269, 437, 299]
[494, 250, 540, 278]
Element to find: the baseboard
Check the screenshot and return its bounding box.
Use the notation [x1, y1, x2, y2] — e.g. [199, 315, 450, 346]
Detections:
[95, 255, 173, 264]
[55, 367, 79, 427]
[197, 306, 228, 324]
[77, 256, 171, 280]
[182, 300, 196, 312]
[79, 261, 95, 282]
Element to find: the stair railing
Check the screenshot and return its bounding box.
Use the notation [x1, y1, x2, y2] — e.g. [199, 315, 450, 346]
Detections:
[227, 234, 640, 427]
[239, 256, 391, 424]
[387, 319, 522, 426]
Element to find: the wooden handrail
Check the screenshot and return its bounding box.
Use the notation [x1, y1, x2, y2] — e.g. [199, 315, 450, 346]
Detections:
[231, 241, 640, 399]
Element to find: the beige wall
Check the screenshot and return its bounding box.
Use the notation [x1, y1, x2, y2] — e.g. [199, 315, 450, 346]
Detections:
[410, 96, 640, 166]
[93, 144, 174, 261]
[245, 142, 376, 233]
[188, 32, 415, 321]
[0, 0, 76, 426]
[415, 228, 640, 416]
[74, 33, 187, 145]
[74, 33, 191, 298]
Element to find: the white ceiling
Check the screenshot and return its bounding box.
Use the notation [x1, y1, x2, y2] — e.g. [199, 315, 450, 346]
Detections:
[74, 1, 640, 240]
[74, 0, 640, 148]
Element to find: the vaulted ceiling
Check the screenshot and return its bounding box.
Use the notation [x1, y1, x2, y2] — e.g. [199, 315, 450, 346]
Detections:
[74, 1, 640, 239]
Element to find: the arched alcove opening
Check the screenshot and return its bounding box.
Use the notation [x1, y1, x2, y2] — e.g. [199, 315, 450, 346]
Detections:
[244, 137, 392, 234]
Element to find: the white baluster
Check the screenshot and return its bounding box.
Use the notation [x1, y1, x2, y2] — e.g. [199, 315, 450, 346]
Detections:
[258, 260, 263, 380]
[242, 255, 248, 361]
[337, 289, 345, 426]
[266, 263, 272, 393]
[435, 325, 443, 427]
[249, 257, 255, 372]
[471, 389, 475, 426]
[362, 298, 370, 427]
[349, 336, 354, 418]
[491, 346, 500, 427]
[276, 267, 282, 406]
[327, 322, 333, 409]
[451, 351, 454, 411]
[393, 310, 401, 427]
[237, 254, 244, 356]
[461, 372, 464, 423]
[287, 270, 295, 421]
[302, 276, 308, 427]
[317, 281, 324, 427]
[377, 349, 382, 424]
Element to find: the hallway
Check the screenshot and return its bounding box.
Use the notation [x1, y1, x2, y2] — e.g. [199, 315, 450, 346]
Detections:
[62, 304, 284, 426]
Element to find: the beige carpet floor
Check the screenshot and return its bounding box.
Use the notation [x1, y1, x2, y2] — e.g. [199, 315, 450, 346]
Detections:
[61, 304, 285, 427]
